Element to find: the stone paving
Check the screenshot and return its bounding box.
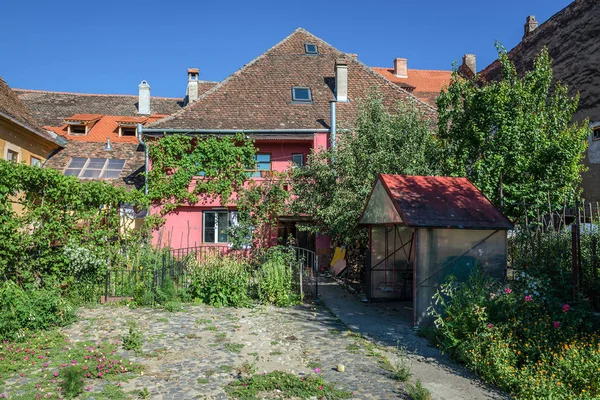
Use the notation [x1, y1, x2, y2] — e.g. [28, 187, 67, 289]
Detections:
[62, 303, 409, 399]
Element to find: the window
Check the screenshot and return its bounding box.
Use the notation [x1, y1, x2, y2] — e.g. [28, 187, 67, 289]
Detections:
[247, 154, 271, 177]
[64, 158, 125, 179]
[69, 125, 86, 135]
[120, 127, 137, 136]
[204, 211, 237, 244]
[292, 153, 304, 167]
[30, 156, 42, 167]
[6, 149, 18, 163]
[292, 87, 312, 102]
[304, 43, 318, 55]
[593, 127, 600, 141]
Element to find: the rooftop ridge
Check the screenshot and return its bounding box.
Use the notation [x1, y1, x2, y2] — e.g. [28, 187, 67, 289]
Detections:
[13, 88, 193, 100]
[372, 67, 453, 73]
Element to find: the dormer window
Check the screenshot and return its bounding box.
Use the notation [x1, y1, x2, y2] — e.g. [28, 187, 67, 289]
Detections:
[292, 87, 312, 103]
[119, 125, 137, 136]
[69, 124, 86, 135]
[593, 127, 600, 141]
[304, 43, 318, 55]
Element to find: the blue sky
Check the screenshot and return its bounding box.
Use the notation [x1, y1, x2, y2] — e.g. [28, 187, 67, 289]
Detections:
[1, 0, 572, 98]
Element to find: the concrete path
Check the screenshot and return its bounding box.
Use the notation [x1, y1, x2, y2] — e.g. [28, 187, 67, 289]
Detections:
[317, 277, 510, 400]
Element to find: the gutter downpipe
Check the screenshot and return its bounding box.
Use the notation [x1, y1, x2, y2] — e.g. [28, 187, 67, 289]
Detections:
[330, 100, 336, 148]
[137, 123, 148, 196]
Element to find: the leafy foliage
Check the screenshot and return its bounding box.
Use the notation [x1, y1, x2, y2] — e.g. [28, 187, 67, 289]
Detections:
[60, 365, 85, 399]
[0, 281, 76, 341]
[146, 134, 256, 215]
[189, 256, 252, 307]
[437, 45, 589, 219]
[291, 92, 440, 245]
[428, 270, 599, 398]
[122, 321, 144, 352]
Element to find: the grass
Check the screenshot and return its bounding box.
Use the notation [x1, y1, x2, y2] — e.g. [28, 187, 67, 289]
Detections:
[328, 328, 341, 334]
[205, 325, 218, 331]
[215, 332, 227, 342]
[197, 377, 210, 384]
[195, 318, 212, 325]
[224, 343, 245, 353]
[220, 365, 234, 373]
[0, 330, 142, 399]
[269, 350, 283, 356]
[156, 317, 169, 323]
[345, 343, 360, 353]
[307, 361, 322, 369]
[226, 371, 352, 399]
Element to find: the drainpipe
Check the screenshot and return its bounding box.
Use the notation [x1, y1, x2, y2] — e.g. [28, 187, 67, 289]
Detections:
[330, 100, 336, 148]
[138, 123, 148, 196]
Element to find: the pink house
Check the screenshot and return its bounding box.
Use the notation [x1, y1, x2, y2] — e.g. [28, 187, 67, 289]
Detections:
[142, 28, 436, 259]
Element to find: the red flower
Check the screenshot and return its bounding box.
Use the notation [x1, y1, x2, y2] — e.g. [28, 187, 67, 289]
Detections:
[562, 304, 570, 312]
[524, 295, 533, 302]
[504, 287, 512, 294]
[553, 321, 561, 329]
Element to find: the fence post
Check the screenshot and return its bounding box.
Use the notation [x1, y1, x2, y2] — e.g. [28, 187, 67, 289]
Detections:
[315, 252, 319, 299]
[104, 270, 109, 304]
[572, 223, 579, 302]
[299, 259, 303, 300]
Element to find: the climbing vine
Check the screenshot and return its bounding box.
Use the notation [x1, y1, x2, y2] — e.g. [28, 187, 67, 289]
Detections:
[146, 134, 256, 215]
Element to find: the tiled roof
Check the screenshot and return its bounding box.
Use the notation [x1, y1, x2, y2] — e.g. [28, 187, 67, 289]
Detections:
[15, 81, 218, 127]
[371, 67, 452, 107]
[371, 174, 513, 229]
[0, 77, 62, 145]
[148, 28, 436, 131]
[44, 141, 145, 190]
[46, 114, 169, 144]
[479, 0, 600, 123]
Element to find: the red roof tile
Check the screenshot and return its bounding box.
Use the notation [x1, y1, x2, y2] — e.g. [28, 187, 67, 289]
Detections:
[370, 174, 513, 229]
[371, 67, 452, 107]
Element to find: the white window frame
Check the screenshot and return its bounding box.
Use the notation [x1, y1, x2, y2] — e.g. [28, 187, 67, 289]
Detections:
[304, 43, 318, 55]
[203, 211, 238, 244]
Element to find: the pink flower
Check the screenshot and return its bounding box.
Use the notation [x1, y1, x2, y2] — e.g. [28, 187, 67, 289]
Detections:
[562, 304, 570, 312]
[53, 372, 59, 377]
[524, 295, 533, 302]
[98, 372, 103, 378]
[314, 368, 320, 373]
[553, 321, 561, 329]
[487, 323, 494, 329]
[504, 287, 512, 294]
[87, 387, 91, 392]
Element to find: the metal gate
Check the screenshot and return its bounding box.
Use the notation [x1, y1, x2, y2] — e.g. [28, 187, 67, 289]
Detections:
[291, 246, 319, 300]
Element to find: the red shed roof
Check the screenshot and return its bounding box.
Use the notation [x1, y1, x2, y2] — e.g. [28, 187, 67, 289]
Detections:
[361, 174, 513, 229]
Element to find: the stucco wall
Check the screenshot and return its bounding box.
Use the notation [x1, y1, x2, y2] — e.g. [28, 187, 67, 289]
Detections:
[0, 118, 57, 164]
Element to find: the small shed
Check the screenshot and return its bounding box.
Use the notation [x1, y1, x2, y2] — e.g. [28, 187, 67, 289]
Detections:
[359, 174, 513, 325]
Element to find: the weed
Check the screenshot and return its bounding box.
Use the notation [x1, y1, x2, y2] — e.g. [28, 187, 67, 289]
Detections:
[205, 325, 218, 331]
[225, 343, 244, 353]
[156, 317, 169, 323]
[328, 328, 341, 334]
[197, 377, 210, 384]
[270, 350, 283, 356]
[236, 360, 256, 376]
[61, 365, 84, 399]
[407, 379, 431, 400]
[163, 301, 183, 312]
[138, 387, 151, 399]
[226, 370, 351, 399]
[195, 318, 212, 324]
[123, 321, 143, 352]
[270, 340, 279, 345]
[346, 343, 360, 353]
[205, 369, 215, 377]
[215, 332, 227, 342]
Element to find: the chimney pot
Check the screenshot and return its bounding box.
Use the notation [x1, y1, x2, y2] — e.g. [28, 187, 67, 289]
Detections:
[187, 68, 200, 104]
[138, 80, 151, 115]
[335, 59, 348, 102]
[523, 15, 538, 38]
[393, 58, 408, 78]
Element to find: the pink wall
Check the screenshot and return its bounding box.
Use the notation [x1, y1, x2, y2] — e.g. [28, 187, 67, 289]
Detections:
[151, 139, 318, 249]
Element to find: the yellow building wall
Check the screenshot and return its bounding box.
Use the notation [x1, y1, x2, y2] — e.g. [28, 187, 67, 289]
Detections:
[0, 118, 58, 165]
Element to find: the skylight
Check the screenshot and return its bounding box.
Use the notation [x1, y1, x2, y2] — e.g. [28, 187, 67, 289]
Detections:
[292, 87, 312, 102]
[304, 43, 318, 55]
[64, 157, 125, 179]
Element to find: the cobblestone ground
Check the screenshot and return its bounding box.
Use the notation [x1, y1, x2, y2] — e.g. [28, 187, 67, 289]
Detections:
[62, 303, 408, 399]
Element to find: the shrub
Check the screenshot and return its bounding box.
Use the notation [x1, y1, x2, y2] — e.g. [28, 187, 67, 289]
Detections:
[407, 379, 431, 400]
[0, 281, 76, 340]
[155, 274, 177, 304]
[429, 269, 600, 398]
[255, 246, 299, 306]
[189, 255, 250, 307]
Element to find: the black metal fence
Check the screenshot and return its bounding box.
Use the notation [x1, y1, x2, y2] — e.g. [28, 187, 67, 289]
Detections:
[507, 201, 600, 310]
[99, 245, 318, 303]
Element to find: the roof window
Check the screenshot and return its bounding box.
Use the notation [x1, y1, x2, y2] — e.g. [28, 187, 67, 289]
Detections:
[64, 157, 125, 179]
[69, 124, 86, 135]
[304, 43, 318, 55]
[292, 87, 312, 103]
[120, 126, 137, 136]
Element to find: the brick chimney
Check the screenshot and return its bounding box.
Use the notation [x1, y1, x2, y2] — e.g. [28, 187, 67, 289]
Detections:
[523, 15, 538, 39]
[335, 59, 348, 102]
[459, 54, 477, 77]
[137, 80, 151, 115]
[393, 58, 408, 78]
[186, 68, 199, 103]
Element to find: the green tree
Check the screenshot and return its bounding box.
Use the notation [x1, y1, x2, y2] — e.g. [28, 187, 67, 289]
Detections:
[291, 93, 440, 246]
[437, 45, 589, 219]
